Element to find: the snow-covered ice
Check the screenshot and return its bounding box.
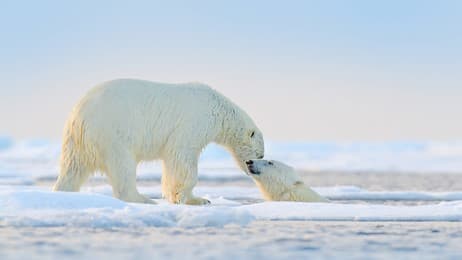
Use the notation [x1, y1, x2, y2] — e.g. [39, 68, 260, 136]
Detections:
[0, 188, 254, 228]
[2, 185, 462, 229]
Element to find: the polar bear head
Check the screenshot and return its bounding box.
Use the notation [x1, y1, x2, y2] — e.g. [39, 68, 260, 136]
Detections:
[245, 159, 305, 200]
[245, 159, 328, 202]
[246, 160, 329, 202]
[224, 116, 264, 171]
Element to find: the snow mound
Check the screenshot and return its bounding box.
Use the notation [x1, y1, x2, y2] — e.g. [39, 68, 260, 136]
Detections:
[0, 189, 254, 228]
[1, 190, 126, 210]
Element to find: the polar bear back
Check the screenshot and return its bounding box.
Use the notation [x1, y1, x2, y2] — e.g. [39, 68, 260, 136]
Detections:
[68, 79, 227, 161]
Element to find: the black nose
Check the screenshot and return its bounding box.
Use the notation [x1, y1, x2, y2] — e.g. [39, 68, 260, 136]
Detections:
[246, 160, 253, 165]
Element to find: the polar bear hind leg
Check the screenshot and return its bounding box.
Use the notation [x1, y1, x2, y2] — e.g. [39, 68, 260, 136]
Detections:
[161, 155, 210, 205]
[104, 151, 155, 204]
[53, 147, 92, 192]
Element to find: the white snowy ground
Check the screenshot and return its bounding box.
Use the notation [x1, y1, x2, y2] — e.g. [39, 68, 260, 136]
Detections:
[2, 185, 462, 228]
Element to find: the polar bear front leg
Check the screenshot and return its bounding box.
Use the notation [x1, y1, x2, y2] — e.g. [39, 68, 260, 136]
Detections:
[105, 153, 155, 204]
[161, 155, 210, 205]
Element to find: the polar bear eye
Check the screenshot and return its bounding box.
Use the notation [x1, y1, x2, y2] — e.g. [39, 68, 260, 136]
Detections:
[268, 161, 273, 165]
[250, 131, 255, 138]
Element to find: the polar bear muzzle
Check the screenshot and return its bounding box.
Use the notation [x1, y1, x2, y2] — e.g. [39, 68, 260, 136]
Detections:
[245, 160, 260, 175]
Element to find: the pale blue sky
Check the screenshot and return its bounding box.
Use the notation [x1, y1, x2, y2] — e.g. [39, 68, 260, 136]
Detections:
[1, 0, 461, 140]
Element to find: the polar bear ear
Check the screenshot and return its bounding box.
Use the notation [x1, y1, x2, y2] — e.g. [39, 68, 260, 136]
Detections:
[294, 181, 304, 186]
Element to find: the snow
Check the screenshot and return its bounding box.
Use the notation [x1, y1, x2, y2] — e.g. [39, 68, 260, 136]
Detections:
[242, 201, 462, 222]
[317, 186, 462, 201]
[1, 186, 462, 229]
[0, 188, 254, 228]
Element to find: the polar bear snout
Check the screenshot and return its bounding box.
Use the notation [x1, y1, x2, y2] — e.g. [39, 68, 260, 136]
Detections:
[245, 160, 260, 175]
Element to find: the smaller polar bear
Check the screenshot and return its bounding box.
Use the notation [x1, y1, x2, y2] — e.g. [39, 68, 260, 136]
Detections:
[245, 159, 329, 202]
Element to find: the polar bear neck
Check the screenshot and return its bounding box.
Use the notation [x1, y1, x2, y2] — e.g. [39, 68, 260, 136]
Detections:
[286, 185, 329, 202]
[211, 94, 251, 146]
[256, 181, 328, 202]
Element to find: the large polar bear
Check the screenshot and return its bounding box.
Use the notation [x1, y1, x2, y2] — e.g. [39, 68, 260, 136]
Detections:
[53, 79, 264, 205]
[245, 159, 328, 202]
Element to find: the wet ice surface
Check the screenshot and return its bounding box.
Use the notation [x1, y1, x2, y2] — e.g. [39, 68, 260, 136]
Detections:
[2, 221, 462, 260]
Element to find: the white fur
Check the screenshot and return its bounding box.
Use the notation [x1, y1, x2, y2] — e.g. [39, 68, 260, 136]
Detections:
[53, 79, 264, 205]
[247, 160, 328, 202]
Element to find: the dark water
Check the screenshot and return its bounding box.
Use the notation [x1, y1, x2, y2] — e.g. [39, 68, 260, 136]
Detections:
[1, 221, 462, 260]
